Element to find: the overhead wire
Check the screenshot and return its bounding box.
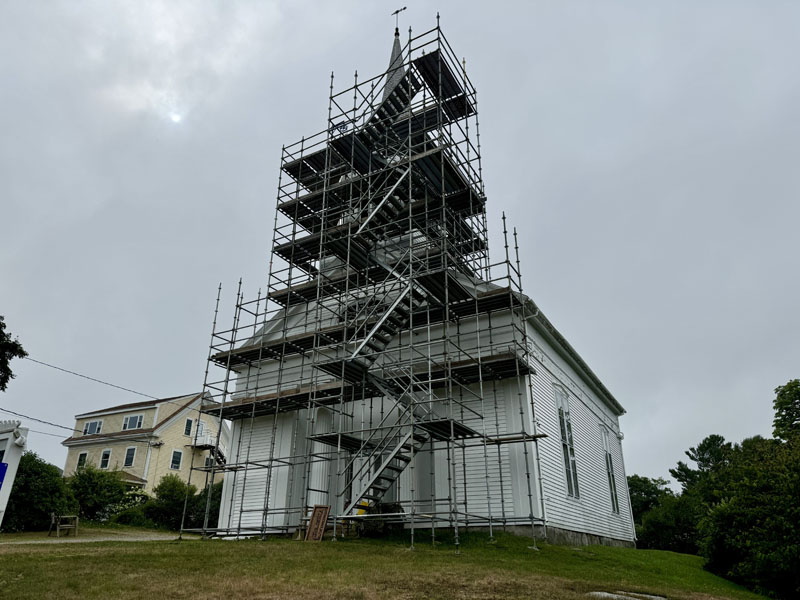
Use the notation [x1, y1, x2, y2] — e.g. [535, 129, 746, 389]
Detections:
[3, 356, 225, 451]
[17, 355, 215, 424]
[0, 406, 154, 447]
[23, 356, 158, 399]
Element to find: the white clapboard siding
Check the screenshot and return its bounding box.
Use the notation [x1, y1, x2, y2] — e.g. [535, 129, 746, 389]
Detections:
[525, 322, 635, 541]
[218, 305, 635, 543]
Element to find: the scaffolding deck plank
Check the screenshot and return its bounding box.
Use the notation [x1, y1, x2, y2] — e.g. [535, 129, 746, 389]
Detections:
[208, 348, 531, 421]
[202, 380, 376, 420]
[307, 432, 374, 453]
[413, 50, 474, 112]
[416, 418, 481, 441]
[218, 287, 522, 371]
[276, 147, 482, 234]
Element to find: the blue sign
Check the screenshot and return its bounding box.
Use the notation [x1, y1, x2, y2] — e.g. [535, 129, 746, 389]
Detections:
[0, 462, 7, 491]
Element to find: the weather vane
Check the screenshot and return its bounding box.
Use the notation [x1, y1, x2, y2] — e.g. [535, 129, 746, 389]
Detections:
[392, 6, 407, 30]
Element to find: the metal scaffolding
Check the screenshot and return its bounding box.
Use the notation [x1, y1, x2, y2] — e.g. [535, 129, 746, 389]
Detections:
[182, 22, 547, 546]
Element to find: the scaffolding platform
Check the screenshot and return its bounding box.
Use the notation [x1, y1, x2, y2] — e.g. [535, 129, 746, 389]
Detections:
[188, 23, 547, 544]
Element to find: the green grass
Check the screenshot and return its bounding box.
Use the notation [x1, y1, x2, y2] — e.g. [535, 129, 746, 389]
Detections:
[0, 530, 763, 599]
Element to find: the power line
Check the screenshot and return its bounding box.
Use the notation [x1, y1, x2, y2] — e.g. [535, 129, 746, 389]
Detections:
[0, 407, 151, 447]
[0, 407, 75, 432]
[21, 355, 208, 416]
[27, 428, 68, 439]
[23, 357, 158, 400]
[7, 358, 220, 448]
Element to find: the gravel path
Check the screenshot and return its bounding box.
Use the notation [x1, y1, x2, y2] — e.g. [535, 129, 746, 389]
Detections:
[0, 531, 192, 545]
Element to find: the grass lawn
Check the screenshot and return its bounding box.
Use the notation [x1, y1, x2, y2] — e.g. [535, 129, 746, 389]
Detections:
[0, 530, 762, 600]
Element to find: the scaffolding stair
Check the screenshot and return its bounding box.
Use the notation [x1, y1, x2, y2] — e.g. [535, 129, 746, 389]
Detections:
[316, 280, 427, 382]
[211, 445, 226, 467]
[341, 429, 430, 516]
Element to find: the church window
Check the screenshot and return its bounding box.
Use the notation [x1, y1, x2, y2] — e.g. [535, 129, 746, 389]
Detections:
[554, 386, 580, 498]
[601, 426, 620, 513]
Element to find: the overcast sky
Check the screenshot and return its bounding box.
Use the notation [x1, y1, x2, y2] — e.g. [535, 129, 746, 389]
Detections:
[2, 1, 798, 486]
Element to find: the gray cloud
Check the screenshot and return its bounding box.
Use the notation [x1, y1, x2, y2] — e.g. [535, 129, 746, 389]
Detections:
[2, 1, 798, 486]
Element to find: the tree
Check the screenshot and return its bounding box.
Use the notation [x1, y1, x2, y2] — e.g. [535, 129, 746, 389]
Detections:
[773, 379, 800, 441]
[2, 452, 76, 531]
[67, 466, 127, 520]
[669, 434, 731, 492]
[700, 436, 800, 599]
[0, 315, 27, 392]
[626, 474, 673, 524]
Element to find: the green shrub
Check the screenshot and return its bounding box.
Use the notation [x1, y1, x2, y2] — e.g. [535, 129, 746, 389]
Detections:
[144, 474, 197, 531]
[2, 452, 76, 532]
[107, 488, 149, 516]
[637, 492, 704, 554]
[111, 504, 157, 529]
[67, 466, 127, 520]
[187, 480, 223, 529]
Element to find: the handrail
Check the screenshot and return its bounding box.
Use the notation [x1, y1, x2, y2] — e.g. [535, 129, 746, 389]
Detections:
[355, 168, 409, 235]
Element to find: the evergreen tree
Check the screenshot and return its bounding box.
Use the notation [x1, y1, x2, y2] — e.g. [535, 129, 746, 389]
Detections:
[0, 315, 27, 392]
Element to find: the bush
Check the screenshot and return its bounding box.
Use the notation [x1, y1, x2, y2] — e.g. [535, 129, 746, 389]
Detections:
[187, 480, 223, 529]
[2, 452, 76, 532]
[107, 488, 149, 515]
[144, 474, 197, 531]
[67, 466, 127, 520]
[112, 504, 157, 529]
[637, 492, 704, 554]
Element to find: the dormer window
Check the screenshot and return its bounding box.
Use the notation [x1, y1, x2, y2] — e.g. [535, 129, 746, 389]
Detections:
[122, 415, 143, 430]
[83, 420, 102, 435]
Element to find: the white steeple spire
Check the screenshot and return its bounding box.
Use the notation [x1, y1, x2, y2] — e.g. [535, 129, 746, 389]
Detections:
[382, 27, 405, 102]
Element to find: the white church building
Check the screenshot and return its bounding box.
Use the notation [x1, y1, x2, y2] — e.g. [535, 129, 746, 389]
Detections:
[189, 23, 636, 547]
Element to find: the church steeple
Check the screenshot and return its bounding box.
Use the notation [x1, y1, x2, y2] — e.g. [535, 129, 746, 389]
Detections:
[382, 27, 405, 101]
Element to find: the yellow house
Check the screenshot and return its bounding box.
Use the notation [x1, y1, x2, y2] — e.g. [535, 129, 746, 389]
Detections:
[62, 392, 229, 494]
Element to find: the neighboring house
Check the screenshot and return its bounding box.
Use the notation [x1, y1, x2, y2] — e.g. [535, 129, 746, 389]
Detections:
[0, 420, 29, 529]
[62, 393, 229, 494]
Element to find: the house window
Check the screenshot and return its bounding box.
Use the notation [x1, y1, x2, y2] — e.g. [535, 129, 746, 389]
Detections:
[99, 449, 111, 469]
[601, 427, 620, 514]
[124, 447, 136, 468]
[554, 386, 580, 498]
[0, 439, 7, 463]
[204, 456, 214, 468]
[184, 419, 192, 436]
[196, 420, 205, 437]
[77, 452, 88, 469]
[83, 420, 102, 435]
[122, 415, 143, 430]
[170, 450, 182, 470]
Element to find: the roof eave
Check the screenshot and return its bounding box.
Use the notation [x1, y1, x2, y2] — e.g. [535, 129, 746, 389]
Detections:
[520, 294, 626, 416]
[61, 430, 156, 447]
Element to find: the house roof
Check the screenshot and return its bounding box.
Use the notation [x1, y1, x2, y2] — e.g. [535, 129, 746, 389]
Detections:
[118, 472, 147, 485]
[63, 393, 204, 446]
[74, 393, 200, 419]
